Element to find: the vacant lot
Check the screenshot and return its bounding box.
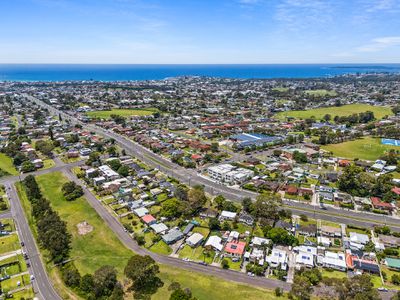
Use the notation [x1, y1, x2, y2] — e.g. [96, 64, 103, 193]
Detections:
[154, 265, 285, 300]
[86, 108, 157, 119]
[275, 104, 393, 120]
[0, 153, 18, 176]
[322, 137, 399, 161]
[36, 172, 132, 276]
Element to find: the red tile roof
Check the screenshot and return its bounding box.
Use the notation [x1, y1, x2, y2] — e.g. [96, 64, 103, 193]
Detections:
[224, 241, 246, 255]
[141, 214, 156, 224]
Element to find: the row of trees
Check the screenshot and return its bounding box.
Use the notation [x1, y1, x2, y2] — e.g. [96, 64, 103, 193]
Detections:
[23, 175, 71, 263]
[23, 175, 125, 299]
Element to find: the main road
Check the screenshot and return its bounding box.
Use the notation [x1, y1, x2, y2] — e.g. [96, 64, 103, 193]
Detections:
[24, 94, 400, 231]
[5, 182, 62, 300]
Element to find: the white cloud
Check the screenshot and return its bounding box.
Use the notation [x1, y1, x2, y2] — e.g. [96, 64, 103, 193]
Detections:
[274, 0, 334, 30]
[357, 36, 400, 52]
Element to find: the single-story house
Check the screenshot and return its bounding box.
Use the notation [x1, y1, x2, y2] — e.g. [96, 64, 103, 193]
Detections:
[150, 223, 169, 234]
[205, 235, 223, 252]
[186, 233, 204, 248]
[224, 241, 246, 258]
[162, 228, 184, 244]
[141, 214, 156, 225]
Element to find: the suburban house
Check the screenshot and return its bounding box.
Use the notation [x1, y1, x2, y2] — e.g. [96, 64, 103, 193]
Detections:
[186, 232, 204, 247]
[205, 235, 224, 252]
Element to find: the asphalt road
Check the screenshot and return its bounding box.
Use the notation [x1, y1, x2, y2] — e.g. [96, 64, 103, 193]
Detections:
[25, 94, 400, 231]
[62, 168, 291, 292]
[5, 182, 62, 300]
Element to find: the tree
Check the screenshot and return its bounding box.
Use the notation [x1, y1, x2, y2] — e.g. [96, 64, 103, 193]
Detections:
[214, 195, 226, 210]
[35, 140, 55, 157]
[290, 275, 313, 300]
[108, 159, 122, 171]
[161, 198, 183, 219]
[175, 184, 188, 201]
[253, 193, 282, 223]
[335, 274, 379, 300]
[221, 259, 229, 269]
[293, 151, 307, 163]
[93, 265, 118, 297]
[392, 274, 400, 285]
[186, 186, 207, 215]
[242, 197, 253, 213]
[80, 274, 95, 293]
[61, 263, 81, 287]
[21, 161, 36, 173]
[275, 287, 284, 297]
[211, 142, 219, 153]
[109, 282, 124, 300]
[170, 288, 194, 300]
[124, 255, 163, 297]
[208, 218, 220, 230]
[266, 227, 298, 246]
[61, 181, 84, 201]
[117, 165, 130, 177]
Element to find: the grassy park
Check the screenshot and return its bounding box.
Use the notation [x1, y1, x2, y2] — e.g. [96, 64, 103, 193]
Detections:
[275, 104, 393, 120]
[86, 108, 158, 119]
[35, 172, 132, 276]
[322, 137, 399, 161]
[304, 89, 337, 97]
[0, 153, 18, 176]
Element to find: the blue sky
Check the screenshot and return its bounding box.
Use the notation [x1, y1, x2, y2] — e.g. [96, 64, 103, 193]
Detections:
[1, 0, 400, 63]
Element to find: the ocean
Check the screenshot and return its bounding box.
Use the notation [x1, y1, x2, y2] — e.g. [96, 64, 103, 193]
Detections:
[0, 64, 400, 81]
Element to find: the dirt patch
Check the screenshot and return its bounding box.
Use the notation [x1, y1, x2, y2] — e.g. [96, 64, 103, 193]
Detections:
[77, 221, 93, 235]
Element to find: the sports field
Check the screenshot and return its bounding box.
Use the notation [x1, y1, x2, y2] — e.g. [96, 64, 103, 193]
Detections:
[305, 89, 337, 97]
[86, 108, 158, 119]
[321, 137, 399, 161]
[275, 104, 393, 120]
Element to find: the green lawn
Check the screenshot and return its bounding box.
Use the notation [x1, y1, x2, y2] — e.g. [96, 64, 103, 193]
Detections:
[272, 87, 289, 92]
[153, 265, 285, 300]
[275, 104, 393, 121]
[304, 89, 337, 97]
[86, 108, 158, 119]
[320, 269, 347, 279]
[0, 234, 20, 254]
[149, 240, 172, 255]
[1, 274, 30, 293]
[321, 137, 399, 161]
[0, 153, 18, 176]
[35, 172, 132, 276]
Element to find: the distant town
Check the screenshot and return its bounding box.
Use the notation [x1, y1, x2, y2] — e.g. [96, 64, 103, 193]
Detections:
[0, 73, 400, 300]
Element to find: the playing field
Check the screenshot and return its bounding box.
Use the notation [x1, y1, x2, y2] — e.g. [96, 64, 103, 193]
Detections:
[0, 153, 18, 176]
[304, 89, 337, 97]
[275, 104, 393, 120]
[86, 108, 157, 119]
[321, 137, 399, 161]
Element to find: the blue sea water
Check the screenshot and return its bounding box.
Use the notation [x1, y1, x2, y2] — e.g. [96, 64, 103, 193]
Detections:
[0, 64, 400, 81]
